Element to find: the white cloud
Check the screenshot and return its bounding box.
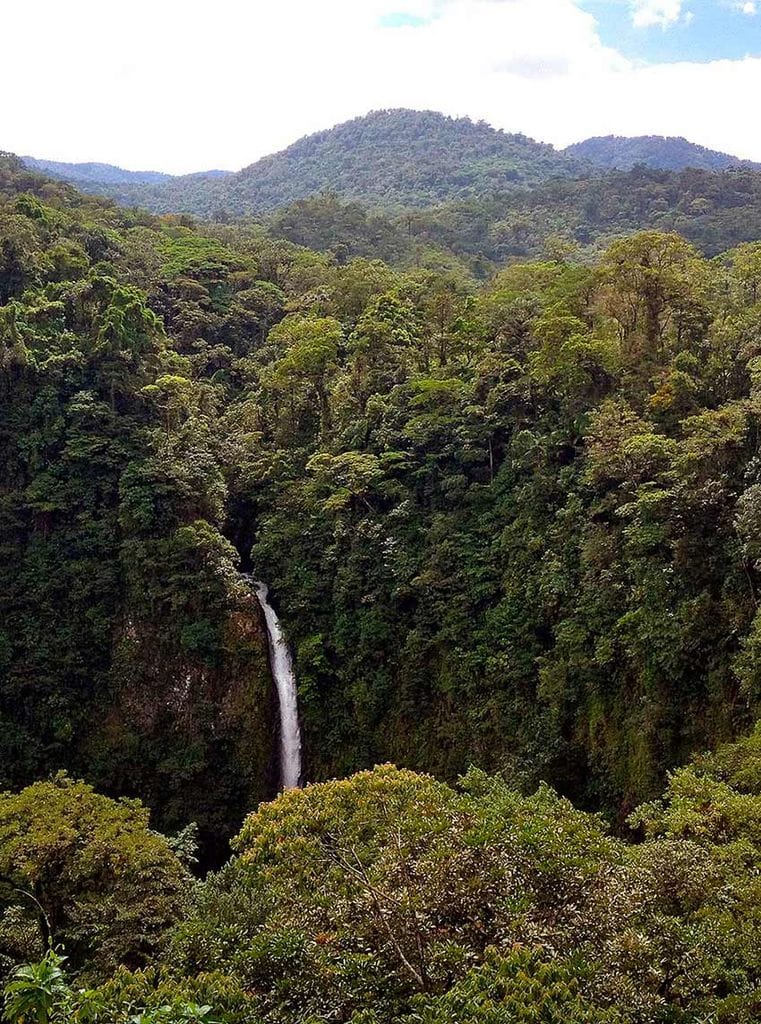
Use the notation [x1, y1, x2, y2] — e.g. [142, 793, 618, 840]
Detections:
[1, 0, 761, 172]
[630, 0, 684, 28]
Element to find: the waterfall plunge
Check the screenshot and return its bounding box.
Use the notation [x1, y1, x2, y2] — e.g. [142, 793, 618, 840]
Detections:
[252, 581, 303, 790]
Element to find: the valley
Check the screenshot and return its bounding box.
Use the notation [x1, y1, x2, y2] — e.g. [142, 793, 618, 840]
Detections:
[3, 106, 761, 1022]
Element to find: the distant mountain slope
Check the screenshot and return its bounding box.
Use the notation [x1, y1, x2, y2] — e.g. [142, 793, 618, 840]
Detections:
[217, 108, 588, 214]
[19, 113, 761, 230]
[22, 157, 174, 186]
[20, 157, 234, 214]
[66, 169, 232, 217]
[564, 135, 760, 172]
[21, 109, 589, 218]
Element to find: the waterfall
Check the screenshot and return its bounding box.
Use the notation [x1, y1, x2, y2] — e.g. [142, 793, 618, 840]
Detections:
[252, 581, 303, 790]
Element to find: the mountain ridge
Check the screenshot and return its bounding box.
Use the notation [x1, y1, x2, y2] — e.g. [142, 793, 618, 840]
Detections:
[22, 157, 175, 186]
[16, 111, 761, 233]
[20, 109, 588, 216]
[564, 133, 761, 172]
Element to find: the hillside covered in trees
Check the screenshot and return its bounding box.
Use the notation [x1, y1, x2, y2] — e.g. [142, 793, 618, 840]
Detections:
[564, 134, 760, 173]
[22, 110, 586, 217]
[23, 110, 761, 255]
[5, 145, 761, 815]
[5, 127, 761, 1021]
[265, 166, 761, 274]
[23, 112, 761, 284]
[21, 158, 175, 187]
[4, 735, 761, 1023]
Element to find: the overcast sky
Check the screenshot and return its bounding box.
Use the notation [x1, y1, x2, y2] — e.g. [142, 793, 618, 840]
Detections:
[4, 0, 761, 173]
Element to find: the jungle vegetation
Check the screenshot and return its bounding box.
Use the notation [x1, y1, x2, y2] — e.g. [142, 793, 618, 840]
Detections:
[3, 732, 761, 1022]
[23, 111, 584, 217]
[3, 130, 761, 1020]
[24, 111, 761, 271]
[564, 133, 760, 173]
[5, 143, 761, 828]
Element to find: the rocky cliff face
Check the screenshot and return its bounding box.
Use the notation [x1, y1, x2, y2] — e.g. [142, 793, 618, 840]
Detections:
[84, 587, 276, 866]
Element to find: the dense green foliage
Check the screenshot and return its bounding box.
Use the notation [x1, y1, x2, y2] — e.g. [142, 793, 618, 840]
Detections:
[241, 230, 761, 816]
[22, 112, 761, 275]
[6, 149, 761, 841]
[8, 100, 761, 1024]
[4, 733, 761, 1022]
[273, 167, 761, 272]
[564, 134, 759, 172]
[403, 165, 761, 263]
[221, 110, 584, 214]
[0, 154, 278, 858]
[0, 775, 186, 979]
[25, 111, 584, 219]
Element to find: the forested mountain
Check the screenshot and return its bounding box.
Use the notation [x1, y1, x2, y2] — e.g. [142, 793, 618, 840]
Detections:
[20, 159, 234, 219]
[218, 109, 587, 213]
[5, 137, 761, 1022]
[4, 147, 761, 822]
[22, 110, 588, 218]
[20, 113, 761, 277]
[564, 133, 759, 172]
[21, 112, 760, 230]
[21, 157, 175, 186]
[23, 158, 234, 189]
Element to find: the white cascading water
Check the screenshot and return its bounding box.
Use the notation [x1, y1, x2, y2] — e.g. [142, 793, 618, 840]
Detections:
[252, 581, 303, 790]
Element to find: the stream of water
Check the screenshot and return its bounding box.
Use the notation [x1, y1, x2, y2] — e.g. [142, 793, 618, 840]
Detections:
[252, 580, 303, 790]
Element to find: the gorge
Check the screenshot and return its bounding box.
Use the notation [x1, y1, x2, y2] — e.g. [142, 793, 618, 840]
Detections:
[4, 116, 761, 1024]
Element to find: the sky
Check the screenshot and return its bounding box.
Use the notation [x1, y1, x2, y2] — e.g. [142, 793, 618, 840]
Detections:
[3, 0, 761, 173]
